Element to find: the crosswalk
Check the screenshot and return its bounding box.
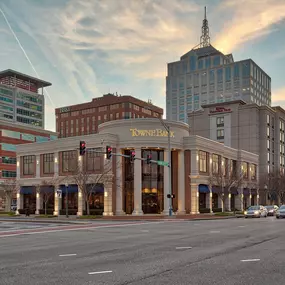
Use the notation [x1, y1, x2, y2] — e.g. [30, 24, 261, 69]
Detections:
[0, 221, 64, 232]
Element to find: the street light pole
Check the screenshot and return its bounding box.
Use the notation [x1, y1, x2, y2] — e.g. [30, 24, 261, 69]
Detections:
[65, 183, 69, 218]
[159, 119, 172, 216]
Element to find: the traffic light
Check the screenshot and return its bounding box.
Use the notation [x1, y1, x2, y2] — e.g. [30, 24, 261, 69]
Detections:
[146, 154, 152, 164]
[79, 141, 86, 156]
[130, 151, 136, 162]
[167, 194, 175, 199]
[106, 146, 112, 159]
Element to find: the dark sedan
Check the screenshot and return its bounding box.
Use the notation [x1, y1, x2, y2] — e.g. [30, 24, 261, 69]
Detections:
[276, 205, 285, 219]
[265, 205, 278, 216]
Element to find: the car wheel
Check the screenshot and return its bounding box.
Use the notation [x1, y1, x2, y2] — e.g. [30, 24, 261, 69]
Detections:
[276, 216, 279, 219]
[245, 216, 248, 219]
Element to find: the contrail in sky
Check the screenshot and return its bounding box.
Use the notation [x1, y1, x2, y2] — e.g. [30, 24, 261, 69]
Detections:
[0, 7, 55, 108]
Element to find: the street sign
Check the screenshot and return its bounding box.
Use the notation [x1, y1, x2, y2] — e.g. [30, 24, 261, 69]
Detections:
[157, 160, 169, 167]
[56, 190, 62, 198]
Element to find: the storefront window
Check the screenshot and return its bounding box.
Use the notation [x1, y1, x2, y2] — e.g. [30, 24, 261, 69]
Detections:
[141, 149, 164, 214]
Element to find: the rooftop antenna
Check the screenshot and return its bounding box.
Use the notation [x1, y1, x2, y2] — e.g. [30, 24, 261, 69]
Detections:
[200, 6, 210, 48]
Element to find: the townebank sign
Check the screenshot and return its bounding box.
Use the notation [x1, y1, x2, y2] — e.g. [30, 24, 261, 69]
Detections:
[130, 128, 175, 138]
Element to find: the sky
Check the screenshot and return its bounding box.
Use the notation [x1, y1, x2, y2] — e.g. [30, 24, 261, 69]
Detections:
[0, 0, 285, 132]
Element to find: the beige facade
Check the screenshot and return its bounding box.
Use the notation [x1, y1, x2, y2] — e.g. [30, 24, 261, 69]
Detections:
[189, 100, 285, 204]
[16, 119, 259, 216]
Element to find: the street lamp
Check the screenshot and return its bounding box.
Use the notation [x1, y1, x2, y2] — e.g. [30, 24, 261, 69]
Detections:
[65, 183, 69, 218]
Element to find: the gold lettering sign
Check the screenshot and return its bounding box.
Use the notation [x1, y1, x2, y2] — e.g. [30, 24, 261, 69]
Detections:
[130, 128, 175, 138]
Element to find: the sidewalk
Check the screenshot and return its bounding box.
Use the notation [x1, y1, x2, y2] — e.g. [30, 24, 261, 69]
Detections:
[0, 213, 243, 224]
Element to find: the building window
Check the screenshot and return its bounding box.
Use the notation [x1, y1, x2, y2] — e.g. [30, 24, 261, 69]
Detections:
[241, 162, 248, 178]
[43, 153, 54, 174]
[216, 117, 224, 127]
[1, 157, 16, 164]
[2, 170, 16, 178]
[98, 106, 107, 112]
[23, 155, 35, 175]
[199, 151, 207, 173]
[62, 151, 77, 172]
[85, 148, 101, 171]
[213, 56, 220, 66]
[217, 129, 224, 140]
[1, 143, 17, 152]
[250, 164, 256, 180]
[267, 114, 270, 125]
[212, 154, 219, 174]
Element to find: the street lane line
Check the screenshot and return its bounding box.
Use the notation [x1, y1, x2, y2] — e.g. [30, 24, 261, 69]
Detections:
[141, 230, 149, 232]
[59, 254, 77, 257]
[0, 221, 166, 238]
[241, 259, 260, 262]
[238, 226, 246, 228]
[176, 247, 192, 250]
[88, 271, 112, 275]
[210, 230, 220, 233]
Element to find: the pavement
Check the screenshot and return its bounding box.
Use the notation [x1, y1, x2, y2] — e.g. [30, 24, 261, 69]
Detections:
[0, 216, 284, 284]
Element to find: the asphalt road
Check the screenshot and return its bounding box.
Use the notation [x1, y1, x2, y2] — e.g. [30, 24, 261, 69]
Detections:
[0, 217, 284, 285]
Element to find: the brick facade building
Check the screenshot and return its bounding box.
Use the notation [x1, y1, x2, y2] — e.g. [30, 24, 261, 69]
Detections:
[55, 93, 163, 138]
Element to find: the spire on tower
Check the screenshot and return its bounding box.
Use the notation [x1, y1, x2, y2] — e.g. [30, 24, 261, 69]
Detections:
[200, 6, 210, 48]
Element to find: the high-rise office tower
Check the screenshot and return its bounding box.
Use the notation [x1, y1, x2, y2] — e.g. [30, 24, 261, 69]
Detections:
[0, 69, 50, 128]
[166, 7, 271, 123]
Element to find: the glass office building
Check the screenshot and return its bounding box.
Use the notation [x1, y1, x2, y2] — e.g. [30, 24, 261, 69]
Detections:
[166, 45, 271, 123]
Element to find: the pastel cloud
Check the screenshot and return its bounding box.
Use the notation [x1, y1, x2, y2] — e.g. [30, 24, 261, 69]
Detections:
[213, 0, 285, 53]
[1, 0, 285, 132]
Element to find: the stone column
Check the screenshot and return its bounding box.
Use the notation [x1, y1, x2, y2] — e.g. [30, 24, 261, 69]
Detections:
[190, 183, 199, 214]
[227, 193, 231, 211]
[16, 183, 22, 215]
[54, 152, 59, 176]
[36, 155, 40, 178]
[103, 180, 114, 216]
[53, 184, 62, 216]
[77, 185, 84, 216]
[132, 148, 143, 215]
[16, 156, 20, 180]
[116, 152, 125, 215]
[177, 150, 186, 215]
[208, 189, 213, 213]
[235, 189, 244, 211]
[35, 185, 42, 215]
[162, 150, 170, 215]
[257, 189, 260, 205]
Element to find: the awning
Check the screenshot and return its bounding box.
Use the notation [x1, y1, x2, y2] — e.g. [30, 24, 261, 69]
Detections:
[59, 185, 78, 194]
[20, 186, 35, 195]
[40, 186, 54, 193]
[243, 188, 250, 195]
[199, 184, 210, 193]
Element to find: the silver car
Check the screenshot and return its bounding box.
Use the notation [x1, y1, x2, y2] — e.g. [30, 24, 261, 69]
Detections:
[244, 205, 267, 218]
[276, 205, 285, 219]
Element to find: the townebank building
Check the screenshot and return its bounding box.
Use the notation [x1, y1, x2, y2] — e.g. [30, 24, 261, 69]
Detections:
[16, 119, 259, 216]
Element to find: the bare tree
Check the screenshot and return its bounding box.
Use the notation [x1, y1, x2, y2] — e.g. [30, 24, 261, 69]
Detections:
[260, 171, 282, 205]
[41, 177, 64, 215]
[71, 150, 121, 216]
[209, 162, 244, 212]
[1, 179, 17, 212]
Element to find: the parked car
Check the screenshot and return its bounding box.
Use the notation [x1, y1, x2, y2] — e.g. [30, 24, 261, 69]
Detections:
[244, 205, 267, 218]
[276, 205, 285, 219]
[265, 205, 279, 216]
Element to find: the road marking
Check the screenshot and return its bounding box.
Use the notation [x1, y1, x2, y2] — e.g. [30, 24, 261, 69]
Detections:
[210, 230, 220, 233]
[0, 221, 166, 238]
[241, 259, 260, 262]
[176, 247, 192, 250]
[141, 230, 149, 233]
[238, 226, 246, 228]
[59, 254, 77, 257]
[88, 271, 113, 275]
[194, 224, 200, 226]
